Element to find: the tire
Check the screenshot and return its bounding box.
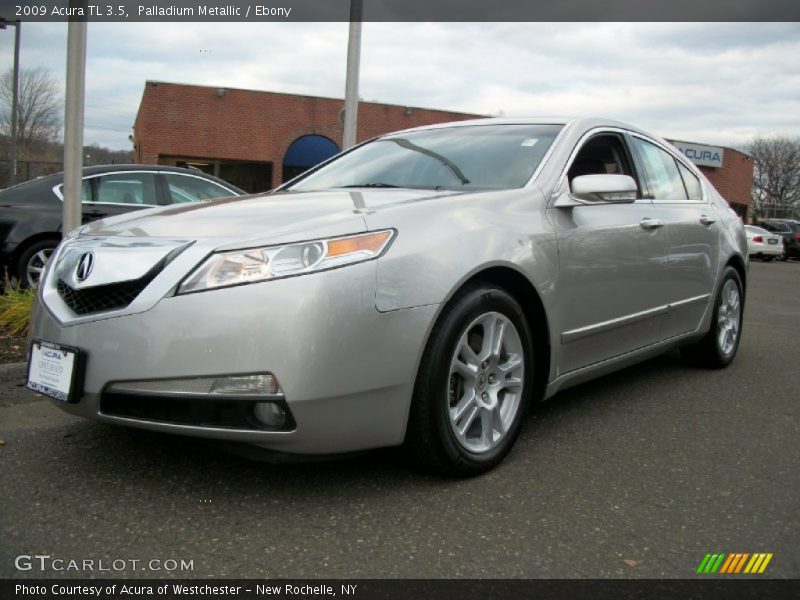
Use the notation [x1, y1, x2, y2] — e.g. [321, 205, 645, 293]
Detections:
[406, 283, 535, 477]
[680, 266, 744, 369]
[16, 239, 58, 288]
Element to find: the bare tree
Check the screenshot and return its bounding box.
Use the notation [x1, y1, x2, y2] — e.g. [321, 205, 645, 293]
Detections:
[744, 136, 800, 220]
[0, 66, 62, 160]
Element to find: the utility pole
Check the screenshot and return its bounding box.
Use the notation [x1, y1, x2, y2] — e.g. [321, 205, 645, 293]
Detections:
[0, 19, 21, 186]
[63, 18, 87, 236]
[342, 0, 362, 150]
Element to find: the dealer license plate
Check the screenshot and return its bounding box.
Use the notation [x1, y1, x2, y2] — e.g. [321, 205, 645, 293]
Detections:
[26, 340, 80, 403]
[768, 238, 779, 245]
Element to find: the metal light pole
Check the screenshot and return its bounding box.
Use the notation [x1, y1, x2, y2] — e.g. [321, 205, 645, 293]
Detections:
[0, 19, 21, 185]
[62, 19, 87, 236]
[342, 0, 362, 150]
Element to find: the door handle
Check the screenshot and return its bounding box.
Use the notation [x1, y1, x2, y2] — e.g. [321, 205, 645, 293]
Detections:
[699, 215, 716, 226]
[639, 218, 663, 230]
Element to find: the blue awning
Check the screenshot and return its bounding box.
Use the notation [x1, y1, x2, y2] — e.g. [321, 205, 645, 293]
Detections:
[283, 135, 340, 168]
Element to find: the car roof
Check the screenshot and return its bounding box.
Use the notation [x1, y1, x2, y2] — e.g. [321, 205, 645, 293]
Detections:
[378, 116, 653, 139]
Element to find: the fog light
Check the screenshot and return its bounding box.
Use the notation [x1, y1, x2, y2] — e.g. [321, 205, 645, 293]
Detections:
[253, 402, 287, 429]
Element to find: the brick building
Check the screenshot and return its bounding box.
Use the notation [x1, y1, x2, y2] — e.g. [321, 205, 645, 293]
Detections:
[132, 81, 753, 218]
[132, 81, 480, 192]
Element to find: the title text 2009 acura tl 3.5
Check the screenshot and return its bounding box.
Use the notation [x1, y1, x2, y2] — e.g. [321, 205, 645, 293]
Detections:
[26, 118, 747, 476]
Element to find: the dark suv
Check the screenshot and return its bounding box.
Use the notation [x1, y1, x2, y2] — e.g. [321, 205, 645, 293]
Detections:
[0, 165, 243, 286]
[759, 219, 800, 261]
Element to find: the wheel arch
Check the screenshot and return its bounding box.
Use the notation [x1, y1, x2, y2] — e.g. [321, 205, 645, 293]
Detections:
[725, 253, 747, 293]
[417, 264, 552, 406]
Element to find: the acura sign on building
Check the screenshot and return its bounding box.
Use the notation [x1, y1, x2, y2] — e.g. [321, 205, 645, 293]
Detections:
[671, 141, 724, 168]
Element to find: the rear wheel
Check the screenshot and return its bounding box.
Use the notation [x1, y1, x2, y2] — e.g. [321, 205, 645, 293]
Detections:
[680, 266, 743, 368]
[406, 283, 534, 477]
[17, 239, 58, 288]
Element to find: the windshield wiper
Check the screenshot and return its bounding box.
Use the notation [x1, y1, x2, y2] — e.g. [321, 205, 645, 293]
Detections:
[385, 138, 471, 185]
[341, 183, 400, 188]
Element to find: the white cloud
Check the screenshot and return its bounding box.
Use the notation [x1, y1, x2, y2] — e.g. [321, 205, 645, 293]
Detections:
[0, 22, 797, 150]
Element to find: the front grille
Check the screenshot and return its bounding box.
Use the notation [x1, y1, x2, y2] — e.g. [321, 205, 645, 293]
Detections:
[100, 392, 295, 431]
[57, 261, 164, 316]
[57, 279, 147, 315]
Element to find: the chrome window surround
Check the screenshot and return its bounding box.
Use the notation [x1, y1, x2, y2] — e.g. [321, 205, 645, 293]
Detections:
[550, 127, 709, 207]
[51, 170, 238, 208]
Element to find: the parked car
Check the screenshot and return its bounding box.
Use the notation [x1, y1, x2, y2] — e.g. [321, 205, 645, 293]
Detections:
[744, 225, 785, 261]
[758, 219, 800, 261]
[0, 165, 244, 287]
[26, 118, 747, 476]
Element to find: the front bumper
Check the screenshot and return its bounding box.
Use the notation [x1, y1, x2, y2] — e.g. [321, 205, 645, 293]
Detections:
[29, 261, 438, 454]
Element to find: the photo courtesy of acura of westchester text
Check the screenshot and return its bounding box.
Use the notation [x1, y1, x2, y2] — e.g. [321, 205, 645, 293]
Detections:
[0, 0, 798, 593]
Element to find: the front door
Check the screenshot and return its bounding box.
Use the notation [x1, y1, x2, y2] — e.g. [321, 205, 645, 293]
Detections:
[548, 131, 671, 375]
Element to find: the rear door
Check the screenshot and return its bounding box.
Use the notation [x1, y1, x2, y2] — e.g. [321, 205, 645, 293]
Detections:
[629, 135, 718, 338]
[548, 130, 671, 375]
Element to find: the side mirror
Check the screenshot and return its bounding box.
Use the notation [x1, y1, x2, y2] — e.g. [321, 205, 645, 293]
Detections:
[555, 174, 638, 207]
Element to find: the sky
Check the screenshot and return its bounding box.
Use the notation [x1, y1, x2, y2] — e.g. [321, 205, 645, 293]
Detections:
[0, 21, 798, 151]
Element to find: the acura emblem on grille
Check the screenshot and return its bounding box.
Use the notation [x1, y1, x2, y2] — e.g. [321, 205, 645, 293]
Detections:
[76, 252, 95, 282]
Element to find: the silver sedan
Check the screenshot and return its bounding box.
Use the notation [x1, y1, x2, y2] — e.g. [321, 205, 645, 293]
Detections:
[27, 118, 747, 476]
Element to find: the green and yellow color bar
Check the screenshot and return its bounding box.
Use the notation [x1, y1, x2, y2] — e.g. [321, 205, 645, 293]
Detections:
[696, 552, 773, 574]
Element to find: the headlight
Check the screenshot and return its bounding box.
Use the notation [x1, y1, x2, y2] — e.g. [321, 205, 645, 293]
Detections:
[177, 229, 395, 294]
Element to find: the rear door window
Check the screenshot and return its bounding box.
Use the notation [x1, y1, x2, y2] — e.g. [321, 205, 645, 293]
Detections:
[677, 162, 703, 200]
[631, 138, 688, 200]
[95, 173, 158, 205]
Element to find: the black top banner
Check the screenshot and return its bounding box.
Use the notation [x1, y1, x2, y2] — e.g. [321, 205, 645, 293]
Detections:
[1, 0, 800, 22]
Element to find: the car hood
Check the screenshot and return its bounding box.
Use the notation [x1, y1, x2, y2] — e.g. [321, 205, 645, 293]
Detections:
[79, 188, 460, 248]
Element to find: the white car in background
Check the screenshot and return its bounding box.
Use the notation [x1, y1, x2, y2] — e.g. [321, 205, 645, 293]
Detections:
[745, 225, 785, 261]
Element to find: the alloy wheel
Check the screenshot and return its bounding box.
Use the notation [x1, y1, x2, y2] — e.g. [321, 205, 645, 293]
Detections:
[26, 248, 53, 287]
[717, 279, 741, 357]
[447, 311, 525, 454]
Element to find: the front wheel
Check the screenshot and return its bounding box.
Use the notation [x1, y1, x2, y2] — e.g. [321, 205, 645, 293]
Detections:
[680, 266, 744, 368]
[406, 283, 534, 477]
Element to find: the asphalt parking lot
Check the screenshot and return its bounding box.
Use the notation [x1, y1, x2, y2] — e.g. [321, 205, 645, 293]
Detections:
[1, 261, 798, 579]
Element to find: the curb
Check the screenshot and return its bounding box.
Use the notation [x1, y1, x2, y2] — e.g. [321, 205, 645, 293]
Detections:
[0, 361, 28, 383]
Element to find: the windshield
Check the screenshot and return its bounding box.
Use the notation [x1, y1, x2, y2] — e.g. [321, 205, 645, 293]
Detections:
[284, 124, 563, 192]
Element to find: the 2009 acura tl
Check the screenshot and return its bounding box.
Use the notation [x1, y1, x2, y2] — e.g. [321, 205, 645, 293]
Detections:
[27, 118, 747, 475]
